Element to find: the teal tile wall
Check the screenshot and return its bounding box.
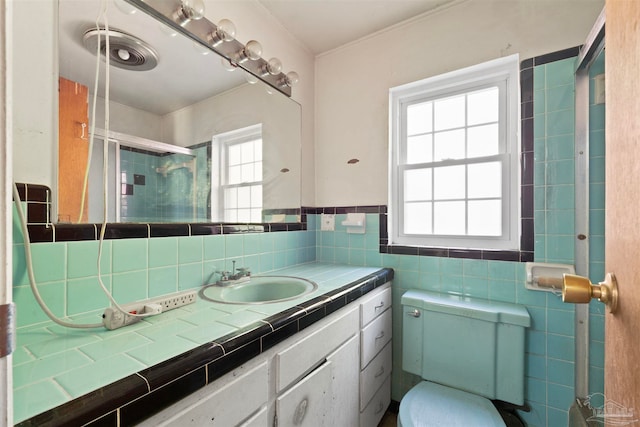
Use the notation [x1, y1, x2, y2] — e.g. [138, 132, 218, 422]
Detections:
[12, 220, 316, 330]
[310, 53, 605, 427]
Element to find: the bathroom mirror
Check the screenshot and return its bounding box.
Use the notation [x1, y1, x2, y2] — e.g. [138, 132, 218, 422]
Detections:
[58, 0, 301, 224]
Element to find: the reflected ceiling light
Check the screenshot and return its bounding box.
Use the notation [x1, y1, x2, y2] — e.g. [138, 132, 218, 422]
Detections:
[221, 58, 237, 72]
[174, 0, 205, 26]
[245, 72, 259, 85]
[114, 0, 137, 15]
[208, 19, 236, 47]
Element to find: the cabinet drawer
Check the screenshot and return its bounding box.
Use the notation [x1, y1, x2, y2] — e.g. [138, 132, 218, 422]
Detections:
[360, 308, 392, 368]
[276, 305, 358, 392]
[139, 361, 268, 426]
[360, 341, 392, 411]
[360, 285, 391, 328]
[359, 376, 391, 427]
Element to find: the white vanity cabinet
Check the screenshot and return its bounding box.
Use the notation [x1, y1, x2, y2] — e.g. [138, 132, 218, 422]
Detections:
[358, 283, 392, 427]
[137, 282, 392, 427]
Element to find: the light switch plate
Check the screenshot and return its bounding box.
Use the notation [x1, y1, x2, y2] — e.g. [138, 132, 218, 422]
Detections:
[320, 213, 335, 231]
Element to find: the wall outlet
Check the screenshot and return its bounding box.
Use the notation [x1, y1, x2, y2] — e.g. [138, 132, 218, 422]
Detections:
[102, 289, 197, 330]
[320, 213, 335, 231]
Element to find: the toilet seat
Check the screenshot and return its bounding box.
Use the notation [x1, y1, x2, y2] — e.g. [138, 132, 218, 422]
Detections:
[398, 381, 506, 427]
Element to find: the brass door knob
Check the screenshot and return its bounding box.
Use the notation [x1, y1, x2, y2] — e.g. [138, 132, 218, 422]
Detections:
[562, 273, 618, 313]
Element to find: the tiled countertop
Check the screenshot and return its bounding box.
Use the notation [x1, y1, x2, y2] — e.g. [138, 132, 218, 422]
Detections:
[14, 262, 393, 426]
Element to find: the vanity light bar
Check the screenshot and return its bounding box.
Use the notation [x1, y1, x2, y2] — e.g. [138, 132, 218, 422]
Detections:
[124, 0, 294, 97]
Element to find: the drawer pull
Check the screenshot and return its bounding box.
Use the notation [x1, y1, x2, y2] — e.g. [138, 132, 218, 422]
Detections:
[293, 398, 308, 424]
[406, 309, 421, 318]
[375, 401, 384, 415]
[374, 301, 385, 310]
[375, 331, 385, 341]
[374, 366, 385, 378]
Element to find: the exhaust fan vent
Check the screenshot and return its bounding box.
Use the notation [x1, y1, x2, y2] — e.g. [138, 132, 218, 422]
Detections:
[83, 28, 158, 71]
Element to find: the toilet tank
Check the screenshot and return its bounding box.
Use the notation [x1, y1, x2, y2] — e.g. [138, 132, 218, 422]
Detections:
[402, 290, 530, 406]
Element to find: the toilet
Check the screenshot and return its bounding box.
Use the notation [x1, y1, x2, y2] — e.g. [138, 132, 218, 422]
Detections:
[399, 290, 531, 427]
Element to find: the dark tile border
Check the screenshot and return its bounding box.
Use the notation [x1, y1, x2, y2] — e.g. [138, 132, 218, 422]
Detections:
[17, 268, 394, 427]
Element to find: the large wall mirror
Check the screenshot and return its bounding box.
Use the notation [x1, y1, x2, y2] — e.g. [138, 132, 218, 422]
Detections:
[58, 0, 302, 225]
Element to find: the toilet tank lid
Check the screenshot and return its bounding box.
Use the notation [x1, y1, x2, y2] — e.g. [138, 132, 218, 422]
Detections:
[401, 290, 531, 327]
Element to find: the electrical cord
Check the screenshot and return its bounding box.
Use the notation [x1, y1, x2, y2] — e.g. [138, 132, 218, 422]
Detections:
[15, 1, 155, 329]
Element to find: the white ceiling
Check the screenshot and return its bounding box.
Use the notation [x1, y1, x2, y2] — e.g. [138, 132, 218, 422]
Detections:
[258, 0, 458, 54]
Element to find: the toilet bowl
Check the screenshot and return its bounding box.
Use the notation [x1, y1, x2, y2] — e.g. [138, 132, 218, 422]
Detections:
[399, 290, 531, 427]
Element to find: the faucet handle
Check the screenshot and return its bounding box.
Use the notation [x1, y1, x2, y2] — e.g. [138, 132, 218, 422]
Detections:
[236, 267, 250, 276]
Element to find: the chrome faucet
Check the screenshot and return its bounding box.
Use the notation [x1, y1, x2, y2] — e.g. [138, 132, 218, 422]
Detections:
[215, 260, 250, 286]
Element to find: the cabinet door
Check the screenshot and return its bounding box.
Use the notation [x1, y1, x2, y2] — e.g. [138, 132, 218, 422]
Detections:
[276, 360, 332, 427]
[327, 335, 359, 427]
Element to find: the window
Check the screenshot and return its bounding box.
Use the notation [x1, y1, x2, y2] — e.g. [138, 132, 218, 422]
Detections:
[212, 125, 263, 223]
[389, 55, 520, 250]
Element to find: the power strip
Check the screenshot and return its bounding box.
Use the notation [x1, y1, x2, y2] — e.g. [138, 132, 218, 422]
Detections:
[102, 289, 198, 330]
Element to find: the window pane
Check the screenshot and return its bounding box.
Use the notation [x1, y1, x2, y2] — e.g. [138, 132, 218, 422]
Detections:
[241, 141, 254, 163]
[434, 95, 465, 131]
[254, 162, 262, 181]
[404, 168, 432, 201]
[224, 209, 237, 222]
[468, 200, 502, 236]
[241, 164, 254, 183]
[228, 145, 241, 166]
[406, 134, 433, 164]
[225, 187, 237, 208]
[467, 124, 499, 158]
[237, 186, 251, 208]
[251, 208, 262, 222]
[434, 201, 465, 235]
[251, 185, 262, 207]
[434, 129, 465, 161]
[228, 165, 241, 184]
[407, 102, 432, 135]
[404, 202, 432, 234]
[467, 87, 499, 126]
[434, 165, 465, 200]
[237, 208, 251, 222]
[254, 140, 262, 161]
[468, 162, 502, 198]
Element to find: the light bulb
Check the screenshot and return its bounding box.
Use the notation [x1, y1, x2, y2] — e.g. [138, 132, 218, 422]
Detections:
[285, 71, 299, 87]
[117, 49, 131, 61]
[244, 40, 263, 61]
[266, 58, 282, 75]
[175, 0, 205, 26]
[217, 19, 236, 42]
[209, 19, 236, 46]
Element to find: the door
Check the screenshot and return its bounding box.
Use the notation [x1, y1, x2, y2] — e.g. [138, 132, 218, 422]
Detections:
[605, 0, 640, 424]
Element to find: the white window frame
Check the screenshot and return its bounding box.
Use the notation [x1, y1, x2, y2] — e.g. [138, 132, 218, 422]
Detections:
[211, 124, 263, 222]
[389, 55, 520, 251]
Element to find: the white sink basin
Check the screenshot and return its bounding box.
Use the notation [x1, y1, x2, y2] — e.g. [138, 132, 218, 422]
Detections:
[200, 276, 317, 304]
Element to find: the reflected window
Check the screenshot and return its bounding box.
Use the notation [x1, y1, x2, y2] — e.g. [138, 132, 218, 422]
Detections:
[212, 124, 263, 223]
